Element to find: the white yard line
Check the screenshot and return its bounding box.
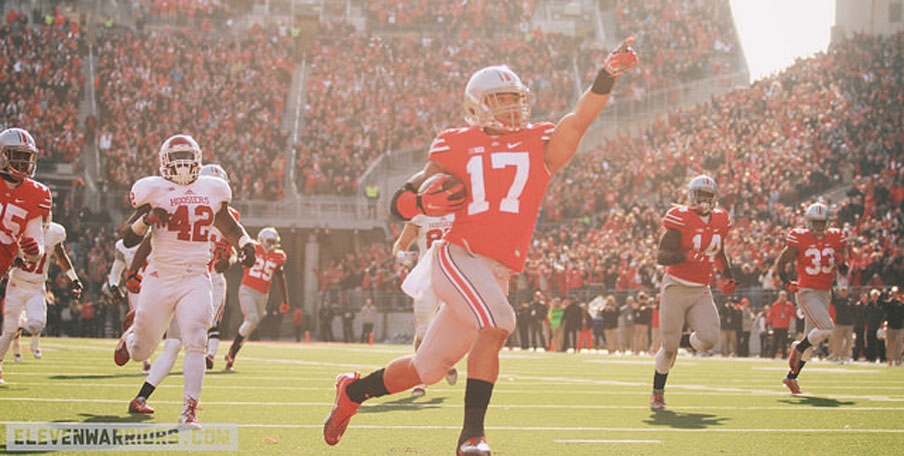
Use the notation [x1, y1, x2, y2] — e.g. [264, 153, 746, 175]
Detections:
[555, 439, 662, 443]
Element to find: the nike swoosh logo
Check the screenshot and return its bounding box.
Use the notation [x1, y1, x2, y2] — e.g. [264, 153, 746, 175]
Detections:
[507, 142, 521, 149]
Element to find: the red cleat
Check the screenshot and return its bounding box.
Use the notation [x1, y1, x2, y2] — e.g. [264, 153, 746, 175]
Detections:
[457, 436, 491, 455]
[114, 330, 131, 366]
[649, 393, 666, 410]
[783, 377, 802, 395]
[323, 372, 361, 446]
[129, 397, 154, 414]
[224, 353, 234, 371]
[788, 342, 803, 375]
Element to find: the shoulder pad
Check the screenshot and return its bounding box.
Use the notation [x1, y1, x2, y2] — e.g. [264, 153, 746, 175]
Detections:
[47, 222, 66, 245]
[663, 206, 688, 228]
[130, 176, 166, 208]
[533, 121, 556, 141]
[273, 250, 288, 264]
[228, 206, 240, 222]
[24, 178, 52, 215]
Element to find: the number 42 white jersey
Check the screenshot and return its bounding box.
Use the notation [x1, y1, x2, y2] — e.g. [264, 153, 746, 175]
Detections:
[9, 222, 66, 284]
[130, 175, 231, 271]
[409, 213, 454, 261]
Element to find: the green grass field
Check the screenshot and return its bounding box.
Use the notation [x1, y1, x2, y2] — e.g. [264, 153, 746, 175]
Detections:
[1, 337, 903, 455]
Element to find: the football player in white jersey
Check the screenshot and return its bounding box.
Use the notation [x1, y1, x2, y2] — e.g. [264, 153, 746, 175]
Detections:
[112, 135, 256, 427]
[198, 164, 239, 370]
[0, 219, 82, 384]
[394, 213, 458, 397]
[107, 238, 151, 374]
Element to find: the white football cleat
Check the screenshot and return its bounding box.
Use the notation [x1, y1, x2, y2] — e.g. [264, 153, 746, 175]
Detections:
[445, 368, 458, 386]
[32, 350, 42, 359]
[13, 352, 22, 363]
[179, 397, 201, 429]
[0, 371, 5, 384]
[411, 385, 426, 398]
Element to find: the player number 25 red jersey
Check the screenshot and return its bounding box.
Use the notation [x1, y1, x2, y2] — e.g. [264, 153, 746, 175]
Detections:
[241, 244, 287, 293]
[662, 206, 732, 286]
[428, 122, 555, 273]
[786, 227, 846, 290]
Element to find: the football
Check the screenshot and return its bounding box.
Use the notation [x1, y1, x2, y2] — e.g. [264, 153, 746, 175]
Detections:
[418, 173, 468, 202]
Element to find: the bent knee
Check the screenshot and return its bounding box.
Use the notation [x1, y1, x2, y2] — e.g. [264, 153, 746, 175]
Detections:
[697, 331, 719, 350]
[413, 353, 455, 386]
[24, 320, 44, 335]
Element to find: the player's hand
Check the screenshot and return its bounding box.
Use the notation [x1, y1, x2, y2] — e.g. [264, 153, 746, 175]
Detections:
[417, 175, 466, 216]
[602, 34, 639, 78]
[109, 283, 124, 300]
[279, 302, 290, 314]
[70, 279, 84, 299]
[125, 270, 142, 294]
[143, 207, 168, 228]
[685, 250, 710, 263]
[720, 279, 737, 296]
[214, 239, 231, 260]
[784, 281, 799, 294]
[240, 242, 257, 268]
[19, 237, 40, 257]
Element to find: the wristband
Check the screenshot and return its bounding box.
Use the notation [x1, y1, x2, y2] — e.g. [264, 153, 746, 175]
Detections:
[237, 234, 252, 249]
[130, 217, 149, 236]
[66, 269, 78, 281]
[590, 68, 616, 95]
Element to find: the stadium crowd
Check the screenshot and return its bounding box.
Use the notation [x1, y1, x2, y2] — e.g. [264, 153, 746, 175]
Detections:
[0, 14, 84, 165]
[94, 26, 294, 199]
[362, 0, 534, 35]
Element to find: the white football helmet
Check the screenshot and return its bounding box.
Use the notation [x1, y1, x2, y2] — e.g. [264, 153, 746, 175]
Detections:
[463, 65, 531, 132]
[687, 175, 718, 214]
[159, 134, 202, 185]
[0, 127, 38, 180]
[804, 202, 829, 232]
[199, 163, 229, 183]
[257, 227, 280, 252]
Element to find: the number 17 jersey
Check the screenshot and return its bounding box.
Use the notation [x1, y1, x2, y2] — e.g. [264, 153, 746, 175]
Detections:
[428, 122, 555, 273]
[130, 175, 231, 271]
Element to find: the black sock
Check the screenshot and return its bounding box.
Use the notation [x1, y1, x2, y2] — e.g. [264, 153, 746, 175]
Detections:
[459, 378, 494, 445]
[796, 338, 812, 353]
[787, 361, 806, 379]
[137, 382, 156, 400]
[229, 335, 244, 358]
[345, 369, 389, 404]
[653, 371, 668, 391]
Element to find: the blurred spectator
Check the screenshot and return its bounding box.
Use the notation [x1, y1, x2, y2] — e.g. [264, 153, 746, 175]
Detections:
[360, 298, 377, 343]
[829, 287, 855, 361]
[767, 291, 794, 358]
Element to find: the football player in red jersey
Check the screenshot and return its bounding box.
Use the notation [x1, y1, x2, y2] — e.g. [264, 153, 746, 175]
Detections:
[774, 202, 848, 394]
[650, 175, 737, 410]
[323, 38, 638, 454]
[225, 227, 288, 370]
[0, 127, 53, 385]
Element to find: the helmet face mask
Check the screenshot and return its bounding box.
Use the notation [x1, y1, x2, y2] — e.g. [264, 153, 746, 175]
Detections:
[463, 66, 531, 133]
[159, 135, 202, 185]
[687, 175, 718, 214]
[0, 128, 38, 180]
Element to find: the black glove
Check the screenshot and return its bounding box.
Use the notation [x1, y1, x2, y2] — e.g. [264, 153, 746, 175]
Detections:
[240, 242, 256, 268]
[143, 207, 169, 228]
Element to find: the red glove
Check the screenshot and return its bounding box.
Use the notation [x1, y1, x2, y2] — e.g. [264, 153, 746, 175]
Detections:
[685, 250, 710, 263]
[721, 279, 737, 296]
[785, 281, 799, 294]
[143, 207, 168, 228]
[417, 175, 466, 216]
[125, 270, 142, 294]
[19, 237, 39, 256]
[279, 302, 290, 315]
[602, 35, 639, 78]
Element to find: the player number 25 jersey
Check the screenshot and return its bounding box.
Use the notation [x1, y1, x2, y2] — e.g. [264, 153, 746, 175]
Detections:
[241, 244, 287, 293]
[0, 177, 52, 275]
[786, 227, 847, 290]
[130, 175, 231, 271]
[10, 222, 65, 284]
[428, 122, 555, 273]
[662, 206, 732, 286]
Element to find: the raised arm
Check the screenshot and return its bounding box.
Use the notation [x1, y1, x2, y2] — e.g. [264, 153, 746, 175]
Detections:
[545, 36, 638, 174]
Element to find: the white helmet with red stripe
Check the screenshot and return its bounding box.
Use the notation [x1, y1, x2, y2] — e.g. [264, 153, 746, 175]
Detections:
[804, 202, 829, 232]
[159, 134, 202, 185]
[463, 65, 531, 132]
[687, 175, 718, 214]
[0, 127, 38, 180]
[199, 163, 229, 183]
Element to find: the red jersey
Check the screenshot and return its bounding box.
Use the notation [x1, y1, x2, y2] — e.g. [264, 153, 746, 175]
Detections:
[0, 177, 52, 275]
[785, 227, 846, 290]
[241, 244, 287, 293]
[428, 122, 555, 272]
[662, 205, 732, 286]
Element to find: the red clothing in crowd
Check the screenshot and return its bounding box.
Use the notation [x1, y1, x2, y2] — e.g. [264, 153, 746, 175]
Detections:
[766, 300, 795, 329]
